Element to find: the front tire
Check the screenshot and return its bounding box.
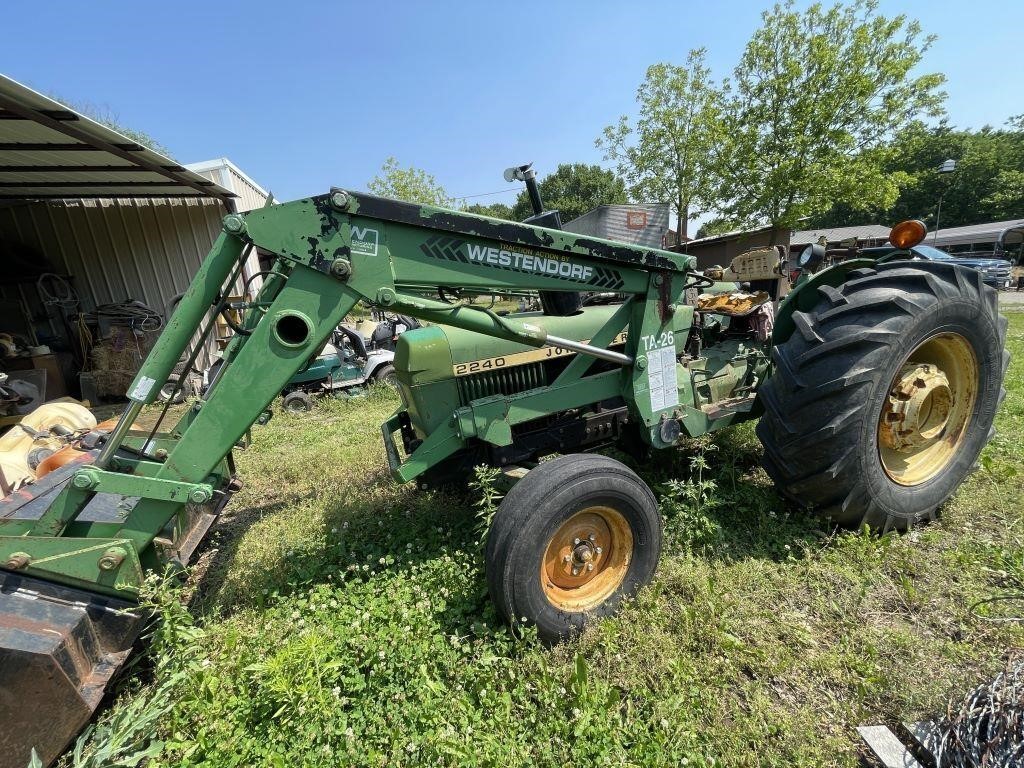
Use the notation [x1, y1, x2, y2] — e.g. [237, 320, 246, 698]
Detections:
[757, 261, 1008, 532]
[485, 454, 661, 642]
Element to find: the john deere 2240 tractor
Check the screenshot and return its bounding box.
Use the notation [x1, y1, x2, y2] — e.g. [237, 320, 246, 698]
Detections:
[0, 169, 1007, 766]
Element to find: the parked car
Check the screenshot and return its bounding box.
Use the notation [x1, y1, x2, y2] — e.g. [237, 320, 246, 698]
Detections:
[861, 244, 1013, 289]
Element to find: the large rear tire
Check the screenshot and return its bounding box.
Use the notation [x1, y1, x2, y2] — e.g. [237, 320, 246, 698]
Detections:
[757, 261, 1008, 532]
[485, 454, 661, 642]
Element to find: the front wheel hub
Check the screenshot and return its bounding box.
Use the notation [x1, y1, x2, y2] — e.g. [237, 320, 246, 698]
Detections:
[541, 506, 633, 612]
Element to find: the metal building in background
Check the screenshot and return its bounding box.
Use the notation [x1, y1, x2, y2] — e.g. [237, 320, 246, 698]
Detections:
[0, 73, 270, 403]
[562, 203, 671, 249]
[186, 157, 272, 214]
[929, 218, 1024, 259]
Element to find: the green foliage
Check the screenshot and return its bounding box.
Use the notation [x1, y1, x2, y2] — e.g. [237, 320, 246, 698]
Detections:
[63, 573, 197, 768]
[510, 163, 627, 223]
[694, 217, 743, 239]
[470, 464, 503, 549]
[659, 444, 725, 550]
[812, 117, 1024, 229]
[47, 94, 175, 159]
[367, 157, 453, 207]
[717, 0, 945, 234]
[982, 169, 1024, 221]
[461, 202, 514, 220]
[597, 49, 724, 241]
[73, 314, 1024, 767]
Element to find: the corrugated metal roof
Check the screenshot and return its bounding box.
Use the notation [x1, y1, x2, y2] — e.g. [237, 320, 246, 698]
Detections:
[931, 218, 1024, 247]
[0, 74, 233, 201]
[563, 203, 671, 249]
[678, 224, 777, 248]
[790, 224, 890, 246]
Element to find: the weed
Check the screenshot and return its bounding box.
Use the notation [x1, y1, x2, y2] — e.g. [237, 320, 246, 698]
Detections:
[469, 464, 503, 550]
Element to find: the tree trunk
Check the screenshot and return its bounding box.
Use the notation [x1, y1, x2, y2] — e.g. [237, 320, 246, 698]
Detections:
[677, 198, 688, 243]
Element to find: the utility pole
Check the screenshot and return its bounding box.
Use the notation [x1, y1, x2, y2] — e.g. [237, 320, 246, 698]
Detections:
[933, 158, 957, 245]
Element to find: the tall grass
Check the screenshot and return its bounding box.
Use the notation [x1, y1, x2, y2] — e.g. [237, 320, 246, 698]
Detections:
[64, 315, 1024, 767]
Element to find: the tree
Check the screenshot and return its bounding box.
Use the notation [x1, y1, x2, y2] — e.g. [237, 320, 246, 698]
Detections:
[510, 163, 627, 223]
[982, 170, 1024, 221]
[368, 157, 453, 206]
[462, 202, 513, 220]
[717, 0, 945, 241]
[49, 94, 175, 158]
[810, 116, 1024, 229]
[597, 49, 724, 241]
[694, 217, 742, 239]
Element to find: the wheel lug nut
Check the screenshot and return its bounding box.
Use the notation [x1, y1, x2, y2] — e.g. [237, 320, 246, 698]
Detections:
[573, 538, 581, 545]
[586, 563, 594, 572]
[572, 568, 579, 576]
[588, 533, 595, 541]
[563, 555, 571, 564]
[595, 546, 602, 555]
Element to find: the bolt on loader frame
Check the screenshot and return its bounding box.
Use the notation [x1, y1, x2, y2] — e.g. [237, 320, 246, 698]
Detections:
[0, 190, 1007, 767]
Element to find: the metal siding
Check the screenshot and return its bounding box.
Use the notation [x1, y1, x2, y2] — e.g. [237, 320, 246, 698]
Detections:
[228, 166, 268, 213]
[0, 197, 226, 370]
[187, 160, 269, 287]
[563, 204, 671, 249]
[187, 160, 269, 212]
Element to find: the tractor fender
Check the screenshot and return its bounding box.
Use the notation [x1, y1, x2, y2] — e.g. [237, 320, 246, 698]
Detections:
[772, 258, 876, 345]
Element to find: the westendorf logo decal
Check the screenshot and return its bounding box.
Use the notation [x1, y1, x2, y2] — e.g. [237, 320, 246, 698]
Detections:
[420, 236, 624, 290]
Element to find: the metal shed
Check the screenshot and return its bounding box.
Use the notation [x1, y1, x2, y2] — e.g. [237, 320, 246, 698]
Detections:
[930, 218, 1024, 256]
[562, 203, 671, 249]
[0, 73, 266, 406]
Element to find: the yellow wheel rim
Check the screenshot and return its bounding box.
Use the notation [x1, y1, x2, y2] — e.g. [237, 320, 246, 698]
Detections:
[877, 332, 978, 486]
[540, 505, 633, 612]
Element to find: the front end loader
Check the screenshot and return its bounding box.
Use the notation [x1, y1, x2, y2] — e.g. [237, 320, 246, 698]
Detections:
[0, 182, 1007, 767]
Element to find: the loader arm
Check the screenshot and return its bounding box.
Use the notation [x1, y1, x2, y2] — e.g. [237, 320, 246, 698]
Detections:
[0, 190, 703, 601]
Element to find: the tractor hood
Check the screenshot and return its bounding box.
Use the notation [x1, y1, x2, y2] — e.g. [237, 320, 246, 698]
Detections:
[395, 304, 624, 386]
[394, 304, 625, 438]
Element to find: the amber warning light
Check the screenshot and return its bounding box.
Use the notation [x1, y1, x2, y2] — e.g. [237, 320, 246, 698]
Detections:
[890, 219, 927, 250]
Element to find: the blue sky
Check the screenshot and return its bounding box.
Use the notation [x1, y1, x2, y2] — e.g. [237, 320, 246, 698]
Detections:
[3, 1, 1022, 212]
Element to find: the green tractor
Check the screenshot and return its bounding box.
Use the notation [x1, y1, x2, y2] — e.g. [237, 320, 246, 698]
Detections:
[0, 170, 1007, 766]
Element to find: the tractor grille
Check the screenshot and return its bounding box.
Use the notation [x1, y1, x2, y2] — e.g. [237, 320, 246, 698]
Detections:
[457, 361, 548, 404]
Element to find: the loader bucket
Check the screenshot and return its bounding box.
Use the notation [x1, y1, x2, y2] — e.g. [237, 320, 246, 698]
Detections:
[0, 573, 143, 768]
